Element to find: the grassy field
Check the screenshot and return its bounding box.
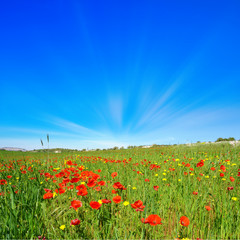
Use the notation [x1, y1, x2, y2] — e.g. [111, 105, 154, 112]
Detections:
[0, 143, 239, 239]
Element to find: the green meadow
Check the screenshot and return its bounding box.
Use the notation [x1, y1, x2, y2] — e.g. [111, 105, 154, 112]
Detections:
[0, 143, 239, 239]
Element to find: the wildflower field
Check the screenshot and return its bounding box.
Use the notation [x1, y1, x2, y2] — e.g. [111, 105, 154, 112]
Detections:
[0, 143, 239, 239]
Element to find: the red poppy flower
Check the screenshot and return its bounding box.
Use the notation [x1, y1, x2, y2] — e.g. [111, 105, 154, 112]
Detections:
[20, 165, 25, 170]
[145, 179, 150, 182]
[98, 181, 105, 186]
[112, 189, 117, 194]
[7, 175, 12, 179]
[113, 195, 122, 203]
[87, 178, 96, 188]
[94, 186, 101, 191]
[70, 177, 81, 183]
[220, 165, 226, 171]
[211, 167, 215, 171]
[43, 192, 53, 199]
[153, 186, 159, 191]
[90, 201, 101, 209]
[76, 184, 87, 191]
[77, 189, 88, 196]
[59, 182, 67, 188]
[205, 206, 211, 211]
[131, 200, 145, 211]
[67, 185, 74, 190]
[55, 188, 65, 195]
[220, 173, 224, 177]
[44, 172, 51, 178]
[230, 177, 235, 182]
[180, 216, 190, 227]
[196, 163, 202, 168]
[192, 191, 198, 195]
[102, 199, 111, 204]
[66, 160, 73, 166]
[227, 187, 234, 191]
[61, 178, 69, 184]
[55, 173, 64, 178]
[113, 182, 126, 190]
[141, 214, 162, 226]
[111, 172, 117, 178]
[0, 179, 7, 185]
[73, 173, 80, 177]
[70, 200, 82, 210]
[70, 218, 80, 225]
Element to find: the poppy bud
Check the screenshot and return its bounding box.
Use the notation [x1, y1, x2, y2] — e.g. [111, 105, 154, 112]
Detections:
[70, 218, 80, 225]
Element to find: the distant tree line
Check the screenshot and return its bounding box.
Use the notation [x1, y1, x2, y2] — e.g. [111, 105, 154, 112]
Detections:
[215, 137, 236, 142]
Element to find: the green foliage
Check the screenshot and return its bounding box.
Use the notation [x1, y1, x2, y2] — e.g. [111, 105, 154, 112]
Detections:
[215, 137, 236, 142]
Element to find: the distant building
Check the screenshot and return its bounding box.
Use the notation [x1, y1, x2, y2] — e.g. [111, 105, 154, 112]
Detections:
[142, 145, 152, 148]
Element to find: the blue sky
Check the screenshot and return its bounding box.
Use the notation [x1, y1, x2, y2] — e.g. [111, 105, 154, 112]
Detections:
[0, 0, 240, 150]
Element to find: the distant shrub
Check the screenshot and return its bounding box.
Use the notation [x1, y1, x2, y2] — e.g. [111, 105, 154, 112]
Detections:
[215, 137, 236, 142]
[127, 146, 134, 149]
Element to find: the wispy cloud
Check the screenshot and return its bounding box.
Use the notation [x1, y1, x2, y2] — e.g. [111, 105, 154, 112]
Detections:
[0, 126, 91, 139]
[108, 95, 123, 128]
[45, 116, 106, 138]
[132, 106, 240, 144]
[134, 81, 180, 130]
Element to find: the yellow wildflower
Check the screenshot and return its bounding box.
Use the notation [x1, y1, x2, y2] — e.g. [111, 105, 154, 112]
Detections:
[60, 225, 66, 230]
